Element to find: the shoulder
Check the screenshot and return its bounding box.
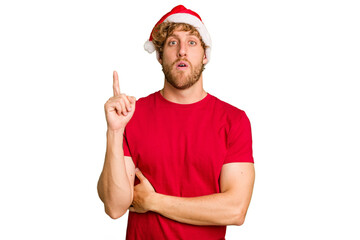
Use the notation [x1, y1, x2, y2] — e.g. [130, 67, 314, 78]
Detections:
[125, 91, 157, 129]
[208, 94, 252, 137]
[210, 94, 248, 120]
[132, 91, 158, 114]
[135, 91, 157, 107]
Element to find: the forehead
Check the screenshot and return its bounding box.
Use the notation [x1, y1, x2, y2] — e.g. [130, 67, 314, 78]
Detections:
[167, 30, 200, 39]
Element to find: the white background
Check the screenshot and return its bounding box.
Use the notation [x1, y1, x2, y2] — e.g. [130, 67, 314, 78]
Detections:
[1, 0, 359, 239]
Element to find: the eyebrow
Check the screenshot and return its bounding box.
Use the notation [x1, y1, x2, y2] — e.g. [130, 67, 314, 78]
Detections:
[168, 32, 197, 38]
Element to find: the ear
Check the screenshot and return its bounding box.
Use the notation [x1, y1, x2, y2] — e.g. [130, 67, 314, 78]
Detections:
[202, 53, 208, 65]
[157, 51, 162, 64]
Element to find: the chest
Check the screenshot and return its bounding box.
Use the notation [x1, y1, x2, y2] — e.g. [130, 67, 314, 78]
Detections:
[128, 107, 229, 195]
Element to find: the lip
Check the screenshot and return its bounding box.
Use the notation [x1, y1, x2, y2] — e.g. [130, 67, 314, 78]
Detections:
[175, 61, 189, 70]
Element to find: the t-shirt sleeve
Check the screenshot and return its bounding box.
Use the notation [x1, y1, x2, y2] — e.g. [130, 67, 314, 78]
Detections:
[223, 111, 254, 164]
[123, 129, 131, 157]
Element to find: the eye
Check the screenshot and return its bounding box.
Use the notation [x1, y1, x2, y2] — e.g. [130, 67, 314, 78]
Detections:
[168, 40, 177, 46]
[189, 40, 197, 46]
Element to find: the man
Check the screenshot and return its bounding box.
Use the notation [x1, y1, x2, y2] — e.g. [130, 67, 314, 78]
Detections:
[97, 5, 255, 240]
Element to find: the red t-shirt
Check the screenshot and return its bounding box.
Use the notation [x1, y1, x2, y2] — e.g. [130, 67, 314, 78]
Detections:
[123, 90, 254, 240]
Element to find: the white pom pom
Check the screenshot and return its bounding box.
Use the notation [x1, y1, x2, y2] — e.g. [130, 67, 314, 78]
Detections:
[144, 40, 156, 53]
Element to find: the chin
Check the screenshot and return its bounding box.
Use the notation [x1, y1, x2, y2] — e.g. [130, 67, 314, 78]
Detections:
[163, 62, 204, 90]
[167, 78, 199, 90]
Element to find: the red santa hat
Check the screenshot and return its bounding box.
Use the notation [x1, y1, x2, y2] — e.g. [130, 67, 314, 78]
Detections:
[144, 5, 212, 63]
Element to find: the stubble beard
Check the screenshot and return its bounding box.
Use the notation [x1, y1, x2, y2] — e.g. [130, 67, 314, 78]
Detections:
[162, 59, 205, 90]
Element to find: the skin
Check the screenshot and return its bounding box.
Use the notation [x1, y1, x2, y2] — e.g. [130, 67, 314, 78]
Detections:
[97, 71, 136, 219]
[98, 29, 255, 226]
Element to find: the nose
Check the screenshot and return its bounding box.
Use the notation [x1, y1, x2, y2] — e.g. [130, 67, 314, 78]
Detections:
[178, 41, 187, 58]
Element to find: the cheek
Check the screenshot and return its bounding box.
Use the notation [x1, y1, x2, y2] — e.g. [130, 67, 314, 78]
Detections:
[162, 50, 174, 62]
[193, 48, 206, 62]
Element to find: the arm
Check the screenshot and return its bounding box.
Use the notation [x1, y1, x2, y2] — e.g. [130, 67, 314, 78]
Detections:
[97, 71, 136, 219]
[130, 162, 255, 226]
[97, 130, 135, 219]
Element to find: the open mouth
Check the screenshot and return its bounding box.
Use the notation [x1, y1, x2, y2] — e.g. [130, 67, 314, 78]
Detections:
[176, 61, 189, 70]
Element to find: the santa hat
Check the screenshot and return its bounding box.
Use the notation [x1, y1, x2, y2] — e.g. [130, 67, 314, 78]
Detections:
[144, 5, 212, 63]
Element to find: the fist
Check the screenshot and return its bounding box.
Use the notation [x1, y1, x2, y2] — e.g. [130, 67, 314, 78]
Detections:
[104, 71, 136, 131]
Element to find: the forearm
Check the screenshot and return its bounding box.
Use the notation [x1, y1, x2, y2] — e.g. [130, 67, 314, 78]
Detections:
[97, 129, 133, 218]
[150, 191, 246, 226]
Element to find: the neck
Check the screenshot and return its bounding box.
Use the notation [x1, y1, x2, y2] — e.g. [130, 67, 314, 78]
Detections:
[160, 76, 207, 104]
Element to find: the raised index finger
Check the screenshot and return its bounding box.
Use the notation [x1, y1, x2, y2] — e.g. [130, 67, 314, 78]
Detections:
[113, 71, 120, 96]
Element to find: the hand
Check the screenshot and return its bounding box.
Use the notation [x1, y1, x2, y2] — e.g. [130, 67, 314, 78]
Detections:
[104, 71, 136, 131]
[129, 169, 156, 213]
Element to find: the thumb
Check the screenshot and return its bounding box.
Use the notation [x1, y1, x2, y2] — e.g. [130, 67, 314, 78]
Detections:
[135, 168, 147, 182]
